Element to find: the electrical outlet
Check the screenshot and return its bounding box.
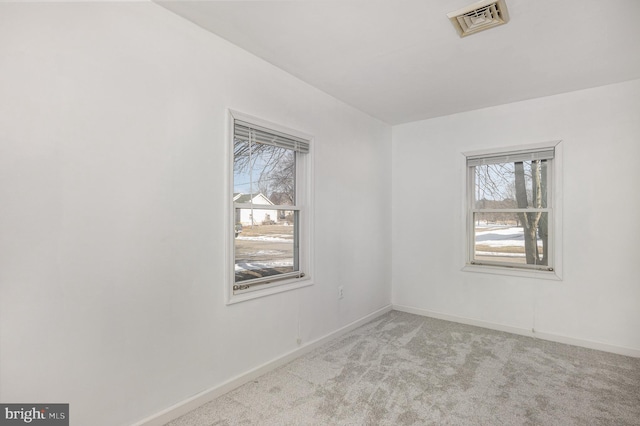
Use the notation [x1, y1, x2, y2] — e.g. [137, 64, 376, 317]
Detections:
[338, 286, 344, 299]
[296, 337, 302, 345]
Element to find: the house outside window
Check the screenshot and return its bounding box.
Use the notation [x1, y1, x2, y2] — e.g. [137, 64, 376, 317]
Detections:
[228, 111, 313, 302]
[463, 142, 562, 279]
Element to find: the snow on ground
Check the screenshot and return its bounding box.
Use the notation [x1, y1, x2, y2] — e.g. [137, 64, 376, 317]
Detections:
[249, 250, 282, 256]
[475, 251, 524, 257]
[235, 260, 293, 271]
[475, 226, 542, 248]
[236, 235, 292, 242]
[235, 226, 544, 271]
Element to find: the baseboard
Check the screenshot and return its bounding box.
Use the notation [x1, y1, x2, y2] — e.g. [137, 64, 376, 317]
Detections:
[133, 304, 393, 426]
[392, 304, 640, 358]
[393, 304, 535, 338]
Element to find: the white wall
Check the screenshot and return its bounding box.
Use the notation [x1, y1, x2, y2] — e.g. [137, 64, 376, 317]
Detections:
[392, 79, 640, 355]
[0, 3, 391, 425]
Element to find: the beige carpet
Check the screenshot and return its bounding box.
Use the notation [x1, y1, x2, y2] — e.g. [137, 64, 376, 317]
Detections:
[166, 311, 640, 425]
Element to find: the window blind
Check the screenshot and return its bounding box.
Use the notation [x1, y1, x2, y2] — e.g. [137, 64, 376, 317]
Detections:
[234, 120, 310, 153]
[467, 148, 554, 167]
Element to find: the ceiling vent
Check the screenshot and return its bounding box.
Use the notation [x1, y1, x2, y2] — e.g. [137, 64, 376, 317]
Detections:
[447, 0, 509, 38]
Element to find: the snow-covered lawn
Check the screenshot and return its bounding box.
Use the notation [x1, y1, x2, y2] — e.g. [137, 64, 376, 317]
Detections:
[235, 259, 293, 271]
[476, 227, 542, 245]
[236, 235, 292, 242]
[476, 227, 525, 247]
[475, 226, 543, 259]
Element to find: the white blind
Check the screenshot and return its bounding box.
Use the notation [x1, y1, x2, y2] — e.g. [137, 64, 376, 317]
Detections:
[467, 148, 554, 167]
[234, 120, 310, 153]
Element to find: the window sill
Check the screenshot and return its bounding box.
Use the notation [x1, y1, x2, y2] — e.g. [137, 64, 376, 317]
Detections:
[462, 264, 562, 281]
[226, 276, 313, 305]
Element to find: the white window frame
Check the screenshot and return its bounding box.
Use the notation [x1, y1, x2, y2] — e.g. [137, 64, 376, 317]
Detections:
[225, 110, 313, 304]
[461, 141, 563, 281]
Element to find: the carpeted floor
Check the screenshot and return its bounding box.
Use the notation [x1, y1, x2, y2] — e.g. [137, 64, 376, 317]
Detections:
[166, 311, 640, 425]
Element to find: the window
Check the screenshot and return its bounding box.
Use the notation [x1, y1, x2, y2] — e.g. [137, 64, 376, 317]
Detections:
[228, 111, 312, 302]
[464, 142, 561, 278]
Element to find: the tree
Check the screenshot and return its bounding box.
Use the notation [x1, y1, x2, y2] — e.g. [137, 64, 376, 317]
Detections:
[477, 160, 548, 265]
[514, 160, 546, 265]
[234, 140, 295, 204]
[537, 161, 549, 264]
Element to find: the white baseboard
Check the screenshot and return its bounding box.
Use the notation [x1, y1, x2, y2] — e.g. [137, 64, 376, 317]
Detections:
[133, 304, 393, 426]
[392, 304, 640, 358]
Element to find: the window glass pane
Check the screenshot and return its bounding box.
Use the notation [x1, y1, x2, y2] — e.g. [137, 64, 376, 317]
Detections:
[474, 160, 547, 209]
[233, 139, 295, 206]
[473, 212, 549, 265]
[235, 209, 298, 283]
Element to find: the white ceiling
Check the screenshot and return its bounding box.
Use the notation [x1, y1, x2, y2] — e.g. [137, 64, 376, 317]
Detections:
[155, 0, 640, 124]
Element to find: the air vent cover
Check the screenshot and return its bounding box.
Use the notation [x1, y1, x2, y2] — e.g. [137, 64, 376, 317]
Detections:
[447, 0, 509, 37]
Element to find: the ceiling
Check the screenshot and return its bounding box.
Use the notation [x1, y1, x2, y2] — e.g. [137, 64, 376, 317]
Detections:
[155, 0, 640, 125]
